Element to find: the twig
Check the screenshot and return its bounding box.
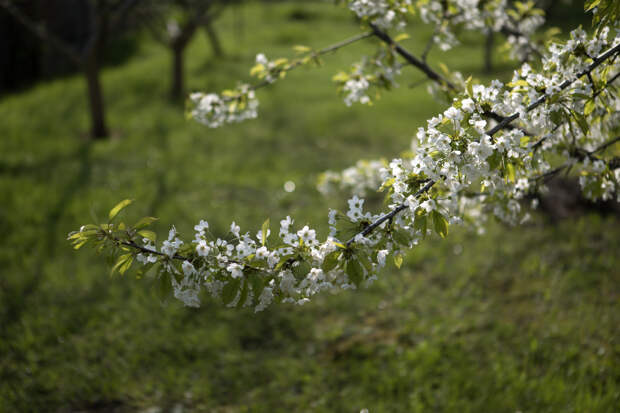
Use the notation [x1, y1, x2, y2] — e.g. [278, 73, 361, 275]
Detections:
[118, 239, 266, 274]
[370, 24, 533, 135]
[220, 31, 374, 100]
[487, 43, 620, 137]
[592, 136, 620, 154]
[370, 23, 457, 90]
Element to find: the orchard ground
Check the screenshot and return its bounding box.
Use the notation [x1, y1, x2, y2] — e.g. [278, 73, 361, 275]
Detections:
[1, 1, 618, 412]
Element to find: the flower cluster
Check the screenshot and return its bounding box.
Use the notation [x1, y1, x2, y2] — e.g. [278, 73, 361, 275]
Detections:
[333, 47, 403, 106]
[415, 0, 545, 60]
[320, 27, 620, 226]
[318, 159, 387, 196]
[348, 0, 413, 30]
[187, 1, 547, 130]
[189, 84, 258, 128]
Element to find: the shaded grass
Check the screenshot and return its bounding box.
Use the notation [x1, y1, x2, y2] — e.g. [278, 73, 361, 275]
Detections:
[0, 1, 618, 412]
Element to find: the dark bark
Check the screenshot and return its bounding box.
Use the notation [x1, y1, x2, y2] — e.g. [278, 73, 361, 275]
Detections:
[484, 30, 494, 74]
[169, 20, 197, 99]
[84, 56, 108, 139]
[170, 44, 185, 99]
[83, 6, 109, 139]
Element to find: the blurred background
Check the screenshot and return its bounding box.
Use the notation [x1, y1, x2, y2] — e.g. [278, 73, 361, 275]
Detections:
[0, 1, 618, 412]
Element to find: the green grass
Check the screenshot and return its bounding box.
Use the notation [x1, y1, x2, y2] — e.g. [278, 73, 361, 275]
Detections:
[0, 2, 618, 412]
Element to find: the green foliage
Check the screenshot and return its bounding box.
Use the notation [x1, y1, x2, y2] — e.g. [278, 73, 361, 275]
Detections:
[586, 0, 620, 30]
[431, 210, 449, 238]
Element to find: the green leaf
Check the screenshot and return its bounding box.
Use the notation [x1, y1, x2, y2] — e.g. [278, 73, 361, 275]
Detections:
[111, 253, 132, 275]
[134, 216, 158, 230]
[357, 252, 373, 272]
[392, 228, 411, 246]
[72, 238, 89, 250]
[293, 44, 311, 53]
[584, 100, 596, 116]
[137, 230, 157, 242]
[550, 110, 565, 125]
[332, 71, 349, 83]
[394, 33, 410, 42]
[155, 272, 172, 301]
[222, 278, 241, 305]
[250, 63, 265, 77]
[119, 255, 134, 275]
[261, 218, 270, 246]
[585, 0, 602, 11]
[466, 76, 474, 97]
[109, 199, 133, 221]
[248, 273, 265, 301]
[438, 62, 450, 77]
[292, 260, 311, 280]
[509, 79, 529, 88]
[431, 210, 449, 238]
[573, 111, 590, 135]
[345, 258, 364, 287]
[413, 214, 427, 237]
[236, 280, 249, 309]
[378, 177, 395, 192]
[506, 162, 516, 183]
[275, 253, 295, 271]
[322, 251, 341, 273]
[393, 254, 403, 269]
[136, 261, 158, 279]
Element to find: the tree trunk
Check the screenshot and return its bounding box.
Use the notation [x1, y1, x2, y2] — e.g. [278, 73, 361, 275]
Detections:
[84, 55, 108, 139]
[171, 44, 185, 100]
[484, 30, 494, 74]
[204, 20, 223, 57]
[169, 21, 198, 100]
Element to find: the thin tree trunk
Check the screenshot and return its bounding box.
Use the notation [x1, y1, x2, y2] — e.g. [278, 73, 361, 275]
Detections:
[204, 20, 223, 57]
[171, 44, 185, 99]
[84, 56, 108, 139]
[169, 20, 197, 100]
[83, 5, 109, 139]
[484, 30, 494, 74]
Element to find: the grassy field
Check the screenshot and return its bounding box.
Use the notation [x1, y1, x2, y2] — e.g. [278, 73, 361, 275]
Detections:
[1, 2, 618, 412]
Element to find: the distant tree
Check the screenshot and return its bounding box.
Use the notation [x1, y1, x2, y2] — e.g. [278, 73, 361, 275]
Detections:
[140, 0, 235, 100]
[0, 0, 143, 139]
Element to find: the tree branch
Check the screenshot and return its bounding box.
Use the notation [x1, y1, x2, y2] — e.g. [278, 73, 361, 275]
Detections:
[592, 136, 620, 154]
[345, 43, 620, 245]
[370, 24, 533, 136]
[370, 23, 456, 90]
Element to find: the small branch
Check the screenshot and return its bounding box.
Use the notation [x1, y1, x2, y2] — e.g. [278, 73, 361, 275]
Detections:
[370, 23, 457, 90]
[119, 239, 268, 274]
[370, 24, 531, 135]
[221, 31, 374, 100]
[587, 72, 597, 95]
[592, 136, 620, 154]
[318, 31, 374, 54]
[487, 43, 620, 137]
[346, 180, 435, 246]
[499, 24, 543, 60]
[421, 27, 438, 62]
[532, 71, 620, 151]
